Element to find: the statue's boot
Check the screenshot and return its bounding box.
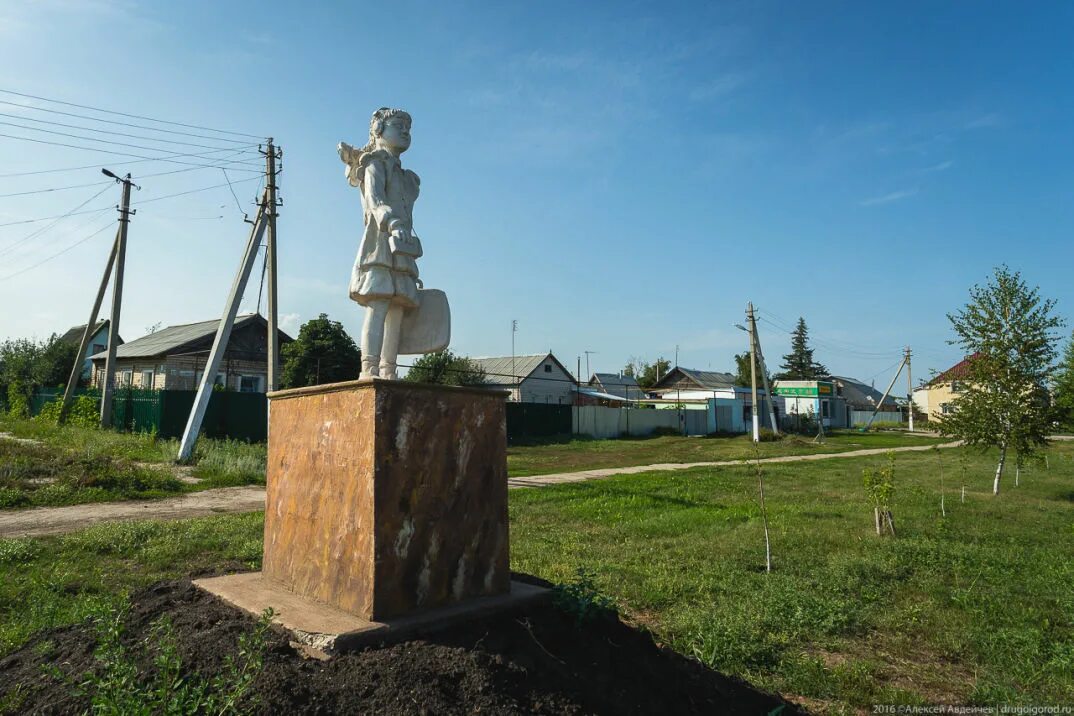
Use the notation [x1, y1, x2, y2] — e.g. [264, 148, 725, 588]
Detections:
[379, 360, 398, 381]
[361, 356, 380, 379]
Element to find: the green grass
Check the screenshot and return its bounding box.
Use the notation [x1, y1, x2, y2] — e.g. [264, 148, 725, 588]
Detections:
[2, 442, 1070, 711]
[0, 416, 266, 507]
[507, 429, 946, 476]
[509, 442, 1074, 710]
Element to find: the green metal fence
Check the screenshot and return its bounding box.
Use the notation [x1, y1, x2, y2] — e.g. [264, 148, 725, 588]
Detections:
[29, 388, 266, 442]
[505, 402, 573, 444]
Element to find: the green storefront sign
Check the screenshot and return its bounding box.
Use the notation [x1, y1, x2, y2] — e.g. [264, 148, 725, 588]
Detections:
[774, 382, 834, 398]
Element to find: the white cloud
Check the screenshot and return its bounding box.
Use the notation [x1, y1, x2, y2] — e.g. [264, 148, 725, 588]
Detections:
[921, 160, 954, 173]
[688, 72, 749, 102]
[859, 188, 918, 207]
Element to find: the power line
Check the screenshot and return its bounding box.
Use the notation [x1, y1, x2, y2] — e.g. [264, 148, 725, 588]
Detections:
[133, 176, 261, 206]
[0, 133, 264, 173]
[0, 111, 252, 151]
[0, 118, 252, 157]
[0, 99, 253, 145]
[221, 168, 247, 218]
[0, 206, 113, 228]
[0, 179, 112, 199]
[0, 183, 114, 257]
[0, 146, 260, 179]
[0, 219, 115, 281]
[0, 88, 264, 140]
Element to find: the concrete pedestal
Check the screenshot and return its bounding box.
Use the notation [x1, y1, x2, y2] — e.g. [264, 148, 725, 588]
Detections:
[257, 378, 511, 620]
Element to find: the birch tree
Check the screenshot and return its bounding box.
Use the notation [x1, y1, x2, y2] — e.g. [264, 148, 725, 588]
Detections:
[939, 266, 1063, 495]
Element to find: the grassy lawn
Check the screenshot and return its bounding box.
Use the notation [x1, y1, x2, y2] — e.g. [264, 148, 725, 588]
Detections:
[2, 441, 1070, 711]
[507, 430, 947, 476]
[0, 416, 265, 509]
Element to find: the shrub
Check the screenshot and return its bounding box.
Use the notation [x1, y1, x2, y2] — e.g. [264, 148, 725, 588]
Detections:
[6, 382, 29, 419]
[552, 568, 616, 624]
[650, 426, 681, 437]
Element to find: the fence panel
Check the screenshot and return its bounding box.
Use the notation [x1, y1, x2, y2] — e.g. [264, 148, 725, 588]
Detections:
[505, 402, 572, 443]
[849, 410, 905, 426]
[157, 390, 267, 441]
[572, 406, 707, 439]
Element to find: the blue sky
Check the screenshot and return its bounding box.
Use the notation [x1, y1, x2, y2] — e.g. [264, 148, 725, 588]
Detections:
[0, 0, 1071, 388]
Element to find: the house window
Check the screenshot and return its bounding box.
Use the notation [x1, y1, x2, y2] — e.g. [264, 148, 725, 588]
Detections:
[239, 376, 262, 393]
[941, 403, 957, 415]
[951, 381, 964, 393]
[821, 399, 830, 419]
[118, 370, 132, 387]
[92, 343, 105, 355]
[544, 364, 552, 373]
[214, 373, 227, 389]
[140, 370, 154, 388]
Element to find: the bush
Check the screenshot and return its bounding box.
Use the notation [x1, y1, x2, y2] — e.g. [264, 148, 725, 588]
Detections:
[551, 568, 616, 624]
[650, 426, 681, 437]
[757, 428, 780, 442]
[6, 382, 29, 419]
[34, 395, 100, 429]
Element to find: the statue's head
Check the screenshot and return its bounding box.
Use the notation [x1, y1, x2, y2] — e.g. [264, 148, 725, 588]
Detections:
[369, 107, 411, 155]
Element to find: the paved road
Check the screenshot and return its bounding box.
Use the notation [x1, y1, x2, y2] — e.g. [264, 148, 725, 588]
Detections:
[0, 441, 962, 539]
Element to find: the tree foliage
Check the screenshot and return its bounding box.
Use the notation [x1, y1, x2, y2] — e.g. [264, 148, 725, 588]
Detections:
[733, 351, 772, 388]
[776, 318, 828, 380]
[403, 350, 487, 386]
[1051, 330, 1074, 429]
[0, 335, 80, 414]
[938, 266, 1064, 494]
[624, 357, 671, 389]
[279, 314, 362, 389]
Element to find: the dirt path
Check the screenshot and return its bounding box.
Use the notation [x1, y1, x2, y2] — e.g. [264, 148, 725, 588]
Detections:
[0, 441, 964, 539]
[0, 487, 266, 538]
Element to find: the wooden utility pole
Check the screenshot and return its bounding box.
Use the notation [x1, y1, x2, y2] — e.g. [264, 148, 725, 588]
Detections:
[177, 196, 268, 462]
[748, 305, 779, 434]
[747, 303, 760, 442]
[905, 346, 914, 432]
[59, 230, 119, 424]
[264, 140, 280, 392]
[99, 173, 134, 428]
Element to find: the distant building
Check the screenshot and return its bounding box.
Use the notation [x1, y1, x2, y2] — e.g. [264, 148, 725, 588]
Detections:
[468, 352, 576, 403]
[772, 379, 847, 429]
[588, 372, 645, 401]
[89, 313, 292, 392]
[912, 355, 975, 421]
[57, 320, 121, 380]
[650, 366, 772, 431]
[648, 366, 739, 400]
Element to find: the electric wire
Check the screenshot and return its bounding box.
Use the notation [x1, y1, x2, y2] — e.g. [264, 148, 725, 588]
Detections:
[0, 179, 113, 199]
[221, 168, 248, 218]
[0, 118, 255, 157]
[0, 183, 114, 257]
[0, 111, 250, 151]
[0, 99, 253, 145]
[0, 146, 261, 179]
[0, 88, 264, 140]
[0, 206, 113, 228]
[0, 133, 264, 173]
[0, 219, 116, 281]
[755, 312, 899, 359]
[133, 176, 261, 206]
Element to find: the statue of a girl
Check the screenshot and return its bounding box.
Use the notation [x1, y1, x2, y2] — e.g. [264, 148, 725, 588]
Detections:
[339, 108, 448, 379]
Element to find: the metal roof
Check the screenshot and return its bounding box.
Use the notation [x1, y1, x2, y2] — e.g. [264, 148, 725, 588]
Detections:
[468, 353, 571, 386]
[829, 375, 898, 409]
[573, 386, 634, 403]
[652, 366, 738, 391]
[58, 320, 114, 345]
[89, 314, 264, 360]
[590, 372, 641, 389]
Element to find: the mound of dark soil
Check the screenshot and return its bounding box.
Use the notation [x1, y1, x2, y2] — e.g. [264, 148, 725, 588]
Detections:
[0, 577, 804, 715]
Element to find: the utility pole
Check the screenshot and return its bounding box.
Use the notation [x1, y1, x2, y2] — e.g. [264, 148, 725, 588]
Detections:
[264, 140, 280, 392]
[178, 194, 268, 462]
[511, 319, 517, 401]
[747, 303, 760, 442]
[584, 350, 597, 381]
[905, 346, 914, 432]
[748, 304, 779, 434]
[100, 172, 134, 429]
[864, 351, 908, 431]
[59, 230, 119, 424]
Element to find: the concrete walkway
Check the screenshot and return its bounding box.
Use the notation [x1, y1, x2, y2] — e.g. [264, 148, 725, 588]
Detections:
[0, 441, 962, 539]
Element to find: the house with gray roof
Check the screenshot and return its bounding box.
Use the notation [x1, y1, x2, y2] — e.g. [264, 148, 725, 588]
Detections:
[467, 352, 576, 403]
[89, 313, 292, 392]
[588, 372, 645, 401]
[649, 366, 739, 399]
[58, 320, 121, 380]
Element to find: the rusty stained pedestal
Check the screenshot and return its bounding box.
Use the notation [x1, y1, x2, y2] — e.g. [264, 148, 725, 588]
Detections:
[261, 378, 510, 621]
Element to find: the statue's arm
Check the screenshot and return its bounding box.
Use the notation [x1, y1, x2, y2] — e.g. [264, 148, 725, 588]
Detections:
[363, 159, 397, 230]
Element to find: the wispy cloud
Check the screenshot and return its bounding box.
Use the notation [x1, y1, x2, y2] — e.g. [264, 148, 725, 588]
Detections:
[921, 160, 954, 173]
[965, 113, 1003, 130]
[688, 72, 749, 102]
[859, 188, 918, 207]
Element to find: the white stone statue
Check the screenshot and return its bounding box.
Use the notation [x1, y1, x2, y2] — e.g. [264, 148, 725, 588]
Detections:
[339, 108, 450, 379]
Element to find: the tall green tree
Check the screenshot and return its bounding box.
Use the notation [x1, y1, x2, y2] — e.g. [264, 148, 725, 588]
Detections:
[733, 351, 773, 388]
[403, 350, 487, 386]
[776, 317, 828, 380]
[1053, 331, 1074, 429]
[938, 266, 1064, 495]
[280, 314, 362, 389]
